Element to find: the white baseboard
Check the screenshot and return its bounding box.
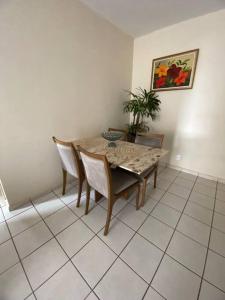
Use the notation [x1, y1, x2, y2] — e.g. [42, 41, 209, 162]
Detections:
[159, 162, 225, 183]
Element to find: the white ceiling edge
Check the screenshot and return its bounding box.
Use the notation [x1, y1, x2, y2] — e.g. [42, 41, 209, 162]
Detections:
[134, 8, 225, 41]
[79, 0, 225, 37]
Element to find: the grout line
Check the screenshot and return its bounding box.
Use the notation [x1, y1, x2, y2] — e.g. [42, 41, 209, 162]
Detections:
[3, 192, 79, 232]
[202, 278, 225, 295]
[137, 208, 214, 253]
[84, 291, 100, 300]
[115, 200, 160, 233]
[1, 168, 223, 300]
[30, 187, 139, 299]
[1, 192, 80, 241]
[191, 190, 216, 200]
[31, 202, 65, 220]
[59, 189, 148, 292]
[19, 236, 55, 261]
[6, 208, 210, 295]
[149, 286, 167, 299]
[0, 230, 11, 247]
[0, 206, 38, 300]
[163, 252, 202, 279]
[189, 200, 214, 210]
[2, 205, 33, 222]
[196, 180, 218, 300]
[20, 182, 224, 293]
[170, 193, 215, 214]
[140, 173, 182, 298]
[0, 196, 88, 245]
[207, 246, 225, 260]
[7, 219, 44, 240]
[0, 261, 21, 277]
[188, 200, 214, 212]
[210, 225, 225, 237]
[29, 200, 98, 298]
[3, 201, 90, 262]
[141, 169, 198, 299]
[53, 188, 151, 298]
[87, 215, 153, 297]
[174, 229, 208, 249]
[182, 211, 212, 227]
[158, 198, 186, 213]
[87, 198, 163, 288]
[165, 190, 191, 201]
[213, 209, 225, 218]
[82, 170, 180, 300]
[70, 182, 170, 298]
[57, 172, 224, 297]
[184, 200, 213, 212]
[32, 260, 73, 297]
[149, 210, 181, 229]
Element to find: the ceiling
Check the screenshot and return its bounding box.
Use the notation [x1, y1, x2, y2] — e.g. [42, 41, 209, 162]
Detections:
[80, 0, 225, 37]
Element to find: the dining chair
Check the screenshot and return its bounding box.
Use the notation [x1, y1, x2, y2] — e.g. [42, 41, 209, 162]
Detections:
[78, 146, 140, 235]
[135, 133, 164, 207]
[52, 137, 85, 207]
[108, 128, 127, 141]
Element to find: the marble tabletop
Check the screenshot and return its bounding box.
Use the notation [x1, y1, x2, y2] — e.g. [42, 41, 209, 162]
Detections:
[73, 136, 168, 175]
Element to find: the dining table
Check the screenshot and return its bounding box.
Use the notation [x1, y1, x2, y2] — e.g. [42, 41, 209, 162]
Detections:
[72, 136, 168, 202]
[72, 136, 168, 174]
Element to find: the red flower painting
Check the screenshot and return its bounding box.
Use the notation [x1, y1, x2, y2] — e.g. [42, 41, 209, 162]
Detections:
[174, 71, 189, 86]
[167, 64, 181, 79]
[156, 77, 166, 88]
[151, 49, 199, 91]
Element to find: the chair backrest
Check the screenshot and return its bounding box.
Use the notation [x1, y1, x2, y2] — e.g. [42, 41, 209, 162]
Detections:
[79, 147, 111, 198]
[108, 128, 127, 141]
[52, 137, 80, 178]
[135, 133, 164, 148]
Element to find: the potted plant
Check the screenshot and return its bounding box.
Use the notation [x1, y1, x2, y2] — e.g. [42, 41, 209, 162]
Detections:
[123, 88, 161, 142]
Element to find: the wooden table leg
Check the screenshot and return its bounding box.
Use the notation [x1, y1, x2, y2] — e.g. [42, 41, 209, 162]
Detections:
[138, 182, 145, 208]
[95, 190, 103, 203]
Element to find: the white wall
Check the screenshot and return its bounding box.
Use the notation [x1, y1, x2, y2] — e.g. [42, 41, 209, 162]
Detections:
[0, 0, 133, 208]
[132, 10, 225, 180]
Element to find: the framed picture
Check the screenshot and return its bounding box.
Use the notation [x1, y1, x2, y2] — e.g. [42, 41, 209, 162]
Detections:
[150, 49, 199, 91]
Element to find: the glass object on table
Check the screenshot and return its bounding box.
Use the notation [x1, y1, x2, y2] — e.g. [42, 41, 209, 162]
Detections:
[102, 131, 123, 147]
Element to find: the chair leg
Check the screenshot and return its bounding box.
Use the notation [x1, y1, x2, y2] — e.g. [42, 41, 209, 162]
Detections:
[136, 184, 141, 210]
[85, 182, 90, 215]
[154, 167, 158, 188]
[140, 179, 147, 207]
[104, 197, 113, 236]
[62, 169, 67, 195]
[76, 178, 84, 207]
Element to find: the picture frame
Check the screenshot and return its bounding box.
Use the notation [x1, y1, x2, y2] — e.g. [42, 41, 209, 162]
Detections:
[150, 49, 199, 92]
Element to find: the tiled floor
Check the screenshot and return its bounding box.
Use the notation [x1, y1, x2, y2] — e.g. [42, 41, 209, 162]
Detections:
[1, 168, 225, 300]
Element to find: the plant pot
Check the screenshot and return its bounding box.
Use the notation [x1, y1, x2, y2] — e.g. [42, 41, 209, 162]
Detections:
[127, 133, 136, 143]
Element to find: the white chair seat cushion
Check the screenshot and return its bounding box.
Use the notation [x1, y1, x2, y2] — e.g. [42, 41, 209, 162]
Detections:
[111, 169, 139, 195]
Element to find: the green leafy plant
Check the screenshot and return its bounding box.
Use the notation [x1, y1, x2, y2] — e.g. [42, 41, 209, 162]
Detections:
[123, 88, 161, 138]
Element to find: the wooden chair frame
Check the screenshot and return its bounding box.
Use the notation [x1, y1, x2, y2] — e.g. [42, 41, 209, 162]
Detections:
[78, 146, 140, 235]
[52, 137, 85, 208]
[108, 127, 127, 141]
